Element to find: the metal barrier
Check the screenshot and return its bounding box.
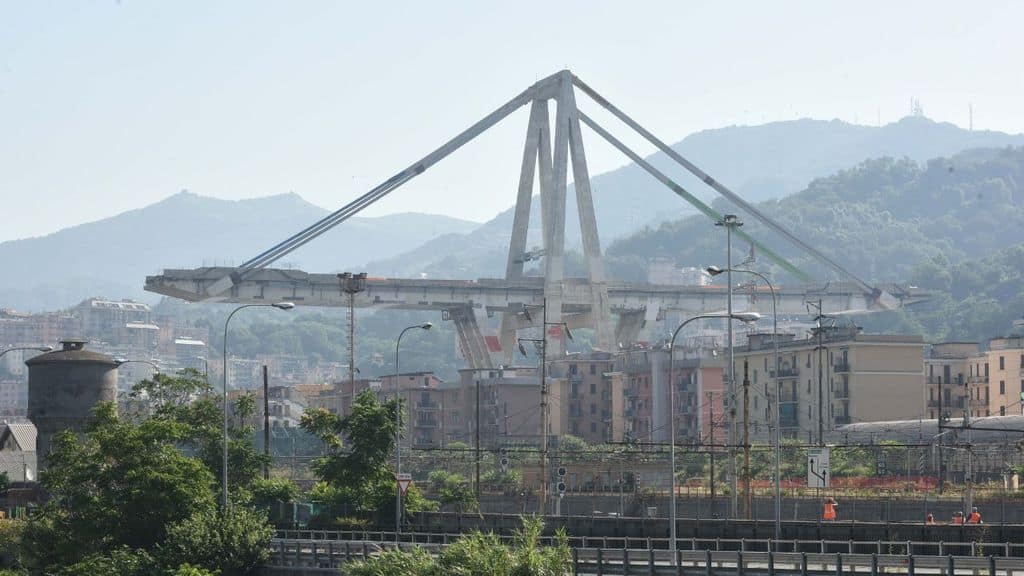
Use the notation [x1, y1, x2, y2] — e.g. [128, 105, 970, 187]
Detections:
[274, 530, 1024, 557]
[264, 540, 1024, 575]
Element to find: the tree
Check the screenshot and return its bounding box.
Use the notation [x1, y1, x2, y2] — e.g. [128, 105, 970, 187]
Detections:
[17, 371, 276, 575]
[21, 403, 216, 573]
[427, 471, 477, 512]
[135, 371, 270, 498]
[301, 390, 434, 525]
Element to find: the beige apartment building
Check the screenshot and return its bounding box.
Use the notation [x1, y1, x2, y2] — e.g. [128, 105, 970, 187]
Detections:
[733, 327, 924, 442]
[450, 353, 628, 449]
[924, 342, 977, 419]
[967, 336, 1024, 418]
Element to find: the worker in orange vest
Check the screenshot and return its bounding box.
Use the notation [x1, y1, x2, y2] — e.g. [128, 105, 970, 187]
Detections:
[823, 497, 838, 521]
[967, 507, 982, 524]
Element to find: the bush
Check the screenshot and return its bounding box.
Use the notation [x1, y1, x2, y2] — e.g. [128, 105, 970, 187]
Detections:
[344, 547, 438, 576]
[157, 506, 272, 576]
[343, 517, 571, 576]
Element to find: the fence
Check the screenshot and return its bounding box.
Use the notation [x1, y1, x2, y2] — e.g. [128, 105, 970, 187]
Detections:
[398, 442, 1024, 525]
[261, 536, 1024, 575]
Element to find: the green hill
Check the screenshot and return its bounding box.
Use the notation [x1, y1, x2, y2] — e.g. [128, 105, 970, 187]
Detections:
[606, 146, 1024, 286]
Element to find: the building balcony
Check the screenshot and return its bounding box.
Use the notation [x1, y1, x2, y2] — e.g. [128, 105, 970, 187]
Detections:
[414, 419, 439, 428]
[968, 375, 989, 384]
[771, 367, 800, 379]
[833, 386, 849, 399]
[929, 375, 966, 386]
[833, 361, 851, 373]
[834, 415, 852, 425]
[416, 401, 439, 410]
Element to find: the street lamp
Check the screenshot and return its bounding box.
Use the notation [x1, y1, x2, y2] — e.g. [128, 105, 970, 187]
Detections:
[707, 265, 781, 544]
[114, 358, 161, 371]
[394, 321, 433, 537]
[0, 346, 53, 360]
[222, 302, 294, 509]
[668, 311, 759, 560]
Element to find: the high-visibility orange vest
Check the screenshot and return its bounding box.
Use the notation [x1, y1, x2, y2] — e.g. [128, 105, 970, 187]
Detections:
[967, 512, 982, 523]
[823, 501, 837, 520]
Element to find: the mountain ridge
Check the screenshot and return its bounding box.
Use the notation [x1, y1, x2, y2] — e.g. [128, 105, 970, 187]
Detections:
[365, 116, 1024, 278]
[0, 191, 480, 311]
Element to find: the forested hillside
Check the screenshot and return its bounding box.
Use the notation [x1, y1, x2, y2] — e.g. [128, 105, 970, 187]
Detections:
[606, 146, 1024, 286]
[859, 243, 1024, 343]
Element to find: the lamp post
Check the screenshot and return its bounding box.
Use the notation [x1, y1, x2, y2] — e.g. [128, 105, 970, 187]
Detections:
[0, 346, 53, 360]
[668, 311, 760, 560]
[707, 266, 780, 543]
[222, 302, 294, 509]
[715, 213, 743, 517]
[114, 358, 161, 371]
[394, 321, 433, 537]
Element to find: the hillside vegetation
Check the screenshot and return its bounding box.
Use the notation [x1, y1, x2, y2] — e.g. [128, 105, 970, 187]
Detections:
[607, 146, 1024, 285]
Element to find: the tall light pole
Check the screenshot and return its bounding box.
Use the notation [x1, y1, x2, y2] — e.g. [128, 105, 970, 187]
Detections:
[222, 302, 294, 509]
[668, 311, 760, 560]
[394, 321, 433, 536]
[338, 273, 367, 391]
[707, 266, 780, 543]
[715, 213, 743, 517]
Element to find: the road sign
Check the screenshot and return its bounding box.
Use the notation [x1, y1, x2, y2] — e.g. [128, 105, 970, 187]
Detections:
[395, 473, 413, 496]
[808, 447, 830, 488]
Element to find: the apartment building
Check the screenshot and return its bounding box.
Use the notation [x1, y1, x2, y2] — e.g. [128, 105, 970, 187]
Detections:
[925, 342, 978, 419]
[967, 336, 1024, 418]
[549, 352, 626, 444]
[616, 345, 725, 445]
[733, 327, 924, 442]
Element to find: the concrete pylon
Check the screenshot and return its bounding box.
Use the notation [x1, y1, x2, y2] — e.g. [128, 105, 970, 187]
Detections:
[500, 71, 612, 365]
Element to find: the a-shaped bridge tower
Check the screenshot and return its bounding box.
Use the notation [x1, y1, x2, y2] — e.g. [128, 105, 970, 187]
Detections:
[145, 71, 926, 369]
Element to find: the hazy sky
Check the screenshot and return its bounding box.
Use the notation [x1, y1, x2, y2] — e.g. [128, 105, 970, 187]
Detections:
[2, 1, 1022, 242]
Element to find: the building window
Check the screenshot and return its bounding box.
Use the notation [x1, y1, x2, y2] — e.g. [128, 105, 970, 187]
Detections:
[1000, 356, 1005, 370]
[590, 403, 596, 415]
[1000, 380, 1006, 395]
[807, 354, 811, 368]
[590, 422, 597, 433]
[590, 364, 596, 375]
[590, 383, 596, 395]
[753, 369, 758, 384]
[1001, 406, 1007, 416]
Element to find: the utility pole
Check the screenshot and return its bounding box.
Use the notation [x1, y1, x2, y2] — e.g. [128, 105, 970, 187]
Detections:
[475, 376, 481, 502]
[540, 301, 549, 516]
[263, 365, 270, 480]
[708, 390, 717, 518]
[809, 298, 825, 446]
[715, 213, 743, 517]
[743, 360, 751, 519]
[516, 299, 572, 517]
